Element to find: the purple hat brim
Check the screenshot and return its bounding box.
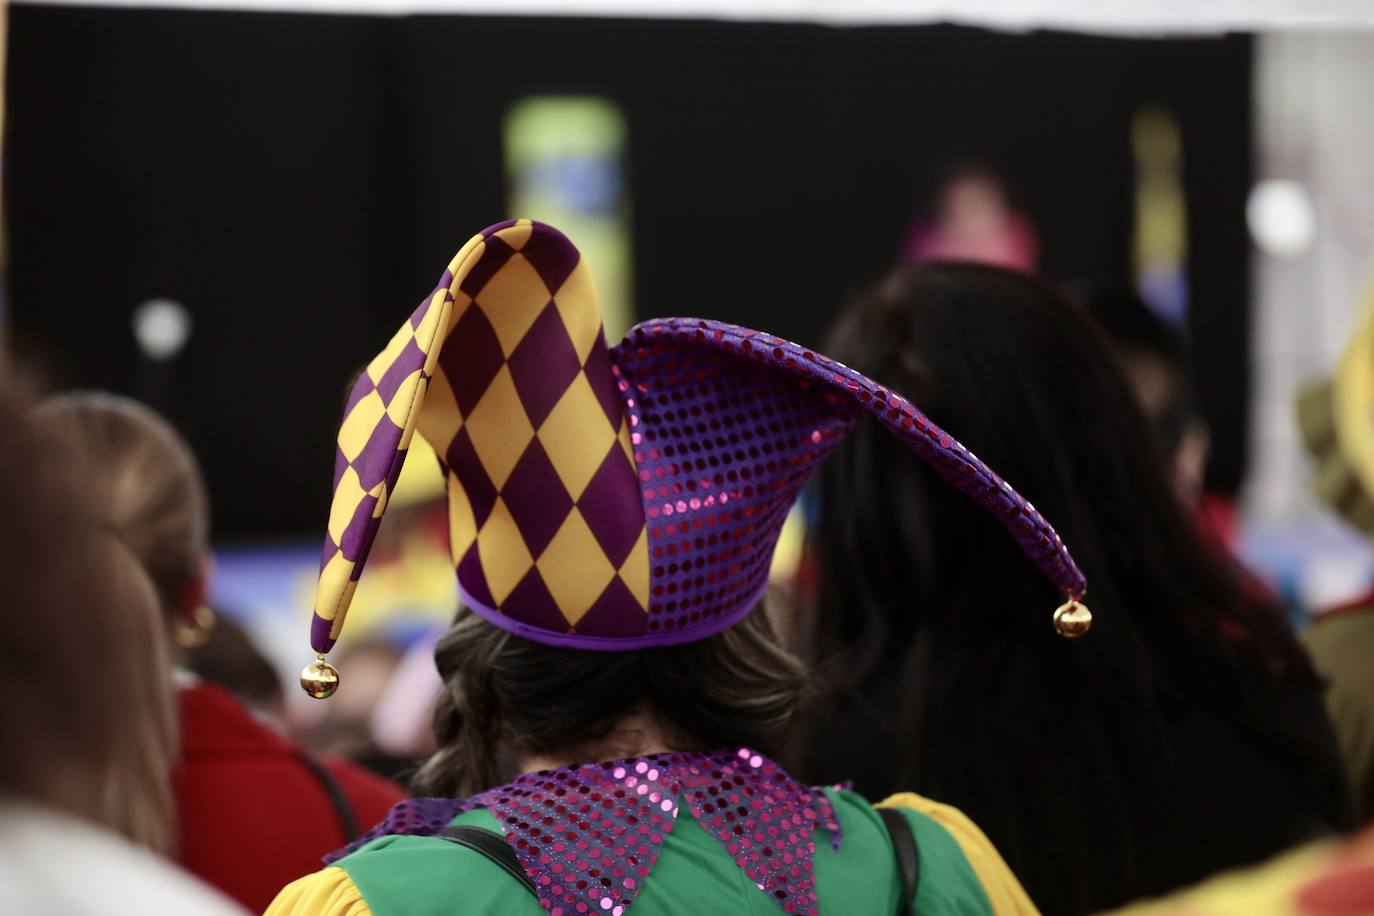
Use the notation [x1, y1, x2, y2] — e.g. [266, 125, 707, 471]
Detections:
[458, 576, 769, 651]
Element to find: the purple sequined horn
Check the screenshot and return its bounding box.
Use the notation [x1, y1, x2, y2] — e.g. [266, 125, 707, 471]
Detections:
[609, 318, 1090, 643]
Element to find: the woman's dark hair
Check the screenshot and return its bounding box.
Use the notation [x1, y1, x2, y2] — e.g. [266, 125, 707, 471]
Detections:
[415, 604, 808, 798]
[809, 262, 1351, 914]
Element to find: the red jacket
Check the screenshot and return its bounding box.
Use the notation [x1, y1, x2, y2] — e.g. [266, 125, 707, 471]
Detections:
[172, 683, 405, 912]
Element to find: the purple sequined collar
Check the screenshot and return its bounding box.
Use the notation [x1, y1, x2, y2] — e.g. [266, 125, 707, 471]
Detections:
[327, 748, 841, 915]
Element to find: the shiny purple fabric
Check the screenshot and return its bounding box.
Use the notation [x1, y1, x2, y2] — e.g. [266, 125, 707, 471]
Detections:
[606, 317, 1086, 647]
[326, 748, 842, 915]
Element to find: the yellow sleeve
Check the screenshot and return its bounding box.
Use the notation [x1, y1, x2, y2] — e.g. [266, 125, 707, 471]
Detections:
[878, 792, 1040, 916]
[263, 867, 373, 916]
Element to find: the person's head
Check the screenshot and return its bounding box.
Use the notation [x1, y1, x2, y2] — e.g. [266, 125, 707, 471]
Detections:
[1070, 280, 1210, 504]
[414, 604, 807, 798]
[813, 261, 1337, 912]
[184, 612, 285, 720]
[31, 393, 211, 645]
[0, 382, 176, 852]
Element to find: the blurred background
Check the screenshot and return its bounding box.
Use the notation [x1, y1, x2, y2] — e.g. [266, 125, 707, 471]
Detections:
[4, 0, 1374, 770]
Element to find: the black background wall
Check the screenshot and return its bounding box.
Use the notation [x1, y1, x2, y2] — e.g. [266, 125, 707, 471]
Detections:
[4, 6, 1252, 537]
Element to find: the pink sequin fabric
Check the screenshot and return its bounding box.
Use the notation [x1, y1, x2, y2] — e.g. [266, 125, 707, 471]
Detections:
[326, 749, 842, 915]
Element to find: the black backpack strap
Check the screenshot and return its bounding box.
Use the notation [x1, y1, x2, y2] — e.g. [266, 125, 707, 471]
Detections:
[434, 825, 538, 897]
[296, 751, 361, 842]
[879, 807, 921, 916]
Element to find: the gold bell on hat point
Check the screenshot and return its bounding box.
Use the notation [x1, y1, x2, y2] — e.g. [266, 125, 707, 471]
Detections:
[300, 654, 340, 699]
[1053, 598, 1093, 638]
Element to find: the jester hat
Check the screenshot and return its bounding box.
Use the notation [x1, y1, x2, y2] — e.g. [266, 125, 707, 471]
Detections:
[302, 219, 1089, 696]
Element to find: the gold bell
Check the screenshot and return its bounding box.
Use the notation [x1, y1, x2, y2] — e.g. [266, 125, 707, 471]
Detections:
[300, 654, 340, 699]
[1053, 598, 1093, 638]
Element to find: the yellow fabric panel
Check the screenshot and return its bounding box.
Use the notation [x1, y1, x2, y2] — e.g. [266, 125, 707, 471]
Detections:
[313, 551, 356, 622]
[475, 497, 535, 605]
[463, 365, 535, 489]
[337, 391, 386, 463]
[536, 371, 619, 498]
[554, 258, 602, 363]
[265, 868, 374, 916]
[878, 792, 1041, 916]
[536, 507, 617, 623]
[478, 252, 555, 356]
[619, 526, 650, 609]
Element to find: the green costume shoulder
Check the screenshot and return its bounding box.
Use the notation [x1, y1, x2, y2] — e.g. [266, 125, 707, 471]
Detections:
[267, 789, 1006, 916]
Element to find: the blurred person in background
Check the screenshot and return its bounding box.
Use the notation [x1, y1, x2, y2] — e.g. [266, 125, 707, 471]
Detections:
[184, 611, 290, 726]
[900, 160, 1039, 272]
[33, 393, 405, 913]
[267, 220, 1077, 915]
[0, 380, 243, 915]
[1070, 281, 1211, 508]
[1296, 280, 1374, 825]
[807, 263, 1354, 915]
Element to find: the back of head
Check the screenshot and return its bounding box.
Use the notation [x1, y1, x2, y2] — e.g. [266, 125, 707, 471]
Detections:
[814, 262, 1340, 912]
[415, 605, 808, 799]
[31, 393, 209, 616]
[0, 383, 176, 852]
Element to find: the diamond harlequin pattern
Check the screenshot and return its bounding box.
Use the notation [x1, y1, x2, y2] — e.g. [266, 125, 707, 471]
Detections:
[311, 219, 1086, 656]
[324, 749, 844, 916]
[310, 220, 650, 653]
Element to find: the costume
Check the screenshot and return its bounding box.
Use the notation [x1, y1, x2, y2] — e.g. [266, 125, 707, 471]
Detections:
[174, 682, 405, 912]
[1297, 276, 1374, 823]
[270, 748, 1038, 916]
[274, 219, 1087, 915]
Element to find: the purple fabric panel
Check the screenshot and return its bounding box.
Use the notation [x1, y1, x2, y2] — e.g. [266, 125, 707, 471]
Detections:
[576, 576, 646, 638]
[456, 543, 497, 611]
[609, 329, 855, 644]
[576, 442, 644, 569]
[351, 415, 404, 492]
[375, 337, 427, 404]
[323, 749, 841, 916]
[460, 573, 767, 652]
[439, 306, 505, 416]
[337, 494, 380, 562]
[310, 613, 336, 654]
[619, 318, 1088, 601]
[445, 428, 499, 529]
[507, 303, 581, 428]
[459, 235, 517, 299]
[583, 333, 626, 429]
[318, 540, 339, 574]
[523, 221, 581, 295]
[480, 219, 522, 240]
[502, 440, 574, 558]
[500, 568, 570, 635]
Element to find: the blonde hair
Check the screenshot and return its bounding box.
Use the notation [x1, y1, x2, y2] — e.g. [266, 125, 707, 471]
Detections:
[0, 386, 177, 851]
[33, 393, 209, 614]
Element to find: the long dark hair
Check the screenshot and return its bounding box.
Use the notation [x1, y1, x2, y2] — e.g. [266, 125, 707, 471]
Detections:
[415, 605, 809, 799]
[810, 262, 1349, 914]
